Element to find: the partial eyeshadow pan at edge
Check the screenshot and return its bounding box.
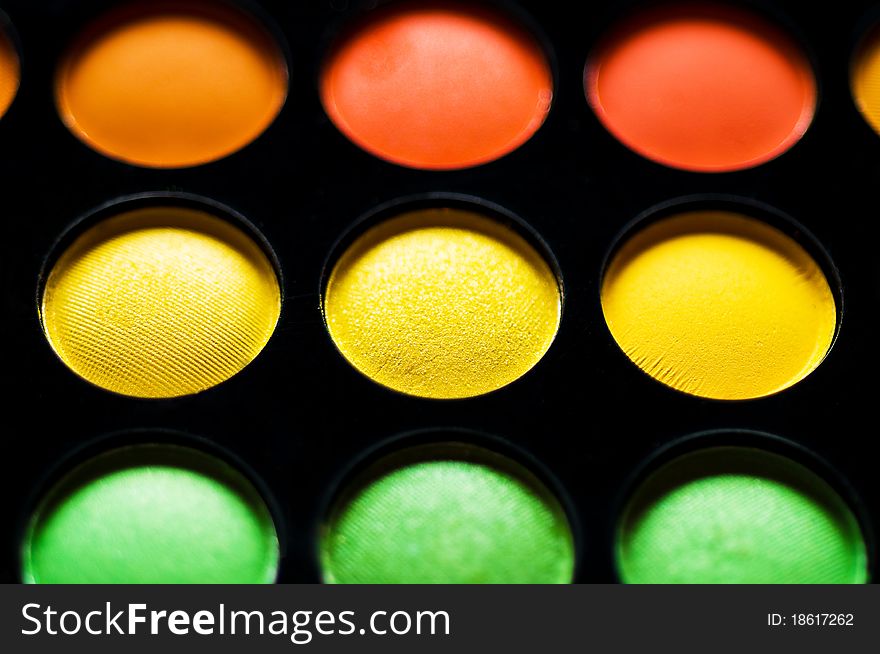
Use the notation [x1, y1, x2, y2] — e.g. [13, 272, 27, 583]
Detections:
[851, 24, 880, 138]
[0, 21, 19, 119]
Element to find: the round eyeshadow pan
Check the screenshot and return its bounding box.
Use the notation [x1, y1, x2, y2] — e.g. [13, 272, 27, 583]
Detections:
[617, 446, 868, 584]
[585, 3, 816, 172]
[320, 1, 553, 170]
[22, 444, 280, 584]
[55, 0, 288, 168]
[851, 25, 880, 137]
[321, 444, 575, 584]
[600, 210, 836, 400]
[0, 20, 19, 119]
[41, 205, 280, 399]
[323, 208, 561, 399]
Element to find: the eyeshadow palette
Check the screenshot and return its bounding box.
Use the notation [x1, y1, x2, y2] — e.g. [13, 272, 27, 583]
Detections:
[1, 0, 878, 584]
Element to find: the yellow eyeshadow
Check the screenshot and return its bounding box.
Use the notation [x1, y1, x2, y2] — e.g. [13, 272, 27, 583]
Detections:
[600, 211, 836, 400]
[41, 207, 280, 398]
[324, 209, 560, 399]
[853, 29, 880, 136]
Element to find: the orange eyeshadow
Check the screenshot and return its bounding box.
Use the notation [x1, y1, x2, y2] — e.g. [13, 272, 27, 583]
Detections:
[320, 2, 553, 170]
[585, 4, 816, 172]
[55, 1, 288, 168]
[0, 25, 19, 119]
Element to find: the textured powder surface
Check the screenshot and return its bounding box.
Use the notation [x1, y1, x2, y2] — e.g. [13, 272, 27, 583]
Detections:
[322, 450, 574, 584]
[601, 211, 835, 400]
[23, 445, 279, 584]
[320, 2, 553, 169]
[618, 447, 867, 584]
[324, 209, 560, 399]
[0, 27, 18, 119]
[586, 4, 815, 171]
[852, 30, 880, 137]
[42, 207, 280, 398]
[56, 1, 287, 167]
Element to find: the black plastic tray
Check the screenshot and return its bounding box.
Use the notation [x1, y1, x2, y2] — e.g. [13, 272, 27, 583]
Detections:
[1, 0, 877, 583]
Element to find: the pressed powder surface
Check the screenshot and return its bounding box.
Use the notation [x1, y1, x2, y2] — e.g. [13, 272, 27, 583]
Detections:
[618, 447, 868, 584]
[324, 209, 560, 399]
[852, 27, 880, 137]
[320, 2, 553, 169]
[23, 445, 279, 584]
[0, 26, 18, 119]
[586, 4, 816, 171]
[322, 447, 574, 584]
[41, 206, 280, 398]
[601, 211, 835, 400]
[56, 1, 287, 168]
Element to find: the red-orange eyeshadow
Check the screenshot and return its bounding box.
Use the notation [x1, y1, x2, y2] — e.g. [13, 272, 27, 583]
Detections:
[586, 4, 816, 172]
[320, 2, 553, 170]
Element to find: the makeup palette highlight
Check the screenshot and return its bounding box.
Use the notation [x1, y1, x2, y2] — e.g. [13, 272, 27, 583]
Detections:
[1, 0, 876, 586]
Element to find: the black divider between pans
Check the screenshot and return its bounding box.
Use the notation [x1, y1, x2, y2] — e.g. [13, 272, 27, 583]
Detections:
[0, 0, 878, 583]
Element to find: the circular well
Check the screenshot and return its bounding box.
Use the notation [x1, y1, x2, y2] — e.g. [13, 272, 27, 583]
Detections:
[56, 0, 288, 168]
[23, 444, 279, 584]
[320, 1, 553, 169]
[585, 3, 816, 171]
[323, 206, 561, 399]
[41, 202, 281, 399]
[321, 442, 575, 584]
[617, 446, 868, 584]
[600, 209, 836, 400]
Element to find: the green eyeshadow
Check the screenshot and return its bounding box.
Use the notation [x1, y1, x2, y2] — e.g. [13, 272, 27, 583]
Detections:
[617, 446, 867, 584]
[321, 444, 575, 584]
[22, 444, 279, 584]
